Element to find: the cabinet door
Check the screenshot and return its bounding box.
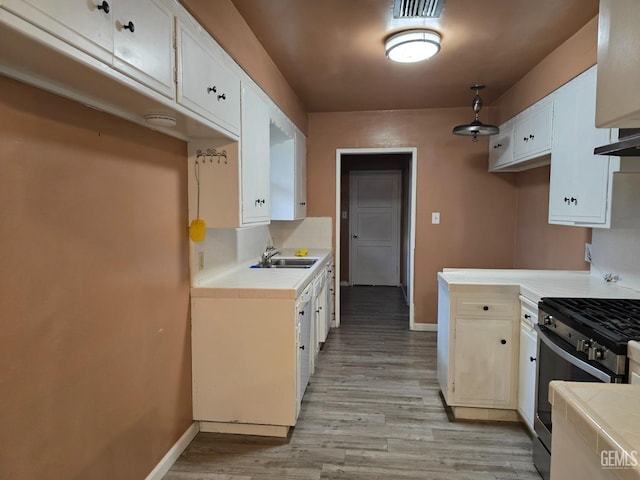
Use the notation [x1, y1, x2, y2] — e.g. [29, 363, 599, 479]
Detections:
[513, 114, 532, 160]
[270, 120, 296, 220]
[0, 0, 113, 64]
[453, 317, 515, 408]
[112, 0, 175, 99]
[2, 0, 113, 63]
[241, 85, 270, 224]
[488, 119, 514, 171]
[549, 66, 613, 225]
[294, 130, 307, 219]
[177, 20, 241, 134]
[528, 97, 553, 157]
[518, 324, 537, 430]
[296, 305, 311, 409]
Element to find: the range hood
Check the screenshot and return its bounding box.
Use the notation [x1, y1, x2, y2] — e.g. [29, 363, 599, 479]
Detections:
[595, 128, 640, 156]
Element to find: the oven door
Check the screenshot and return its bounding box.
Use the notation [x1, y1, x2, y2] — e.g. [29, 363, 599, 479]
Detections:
[533, 323, 619, 479]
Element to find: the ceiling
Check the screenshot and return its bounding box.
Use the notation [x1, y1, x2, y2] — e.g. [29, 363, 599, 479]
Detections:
[224, 0, 598, 113]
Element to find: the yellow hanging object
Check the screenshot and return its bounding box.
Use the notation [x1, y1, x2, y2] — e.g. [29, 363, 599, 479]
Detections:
[189, 218, 206, 242]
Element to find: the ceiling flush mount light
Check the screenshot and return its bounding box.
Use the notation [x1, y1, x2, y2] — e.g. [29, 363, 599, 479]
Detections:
[144, 113, 177, 128]
[385, 29, 441, 63]
[452, 84, 499, 141]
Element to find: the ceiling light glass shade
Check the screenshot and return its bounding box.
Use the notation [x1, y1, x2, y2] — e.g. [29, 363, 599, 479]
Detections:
[385, 29, 441, 63]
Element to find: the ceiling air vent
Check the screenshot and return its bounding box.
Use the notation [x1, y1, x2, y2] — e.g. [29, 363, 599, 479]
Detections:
[393, 0, 444, 18]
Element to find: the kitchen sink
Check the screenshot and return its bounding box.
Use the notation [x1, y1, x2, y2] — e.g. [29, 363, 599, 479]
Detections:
[252, 258, 318, 268]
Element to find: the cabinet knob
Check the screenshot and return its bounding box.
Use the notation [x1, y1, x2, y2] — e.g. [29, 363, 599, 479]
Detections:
[570, 197, 577, 204]
[529, 134, 535, 139]
[352, 234, 358, 239]
[523, 137, 528, 142]
[123, 21, 135, 33]
[483, 305, 489, 311]
[97, 1, 110, 14]
[524, 314, 531, 319]
[207, 86, 217, 94]
[530, 356, 536, 362]
[300, 344, 305, 350]
[300, 202, 306, 206]
[217, 93, 227, 101]
[299, 311, 304, 316]
[564, 196, 570, 204]
[501, 339, 507, 345]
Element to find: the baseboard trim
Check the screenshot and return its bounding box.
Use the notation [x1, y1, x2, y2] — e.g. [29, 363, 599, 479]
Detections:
[144, 422, 199, 480]
[411, 323, 437, 332]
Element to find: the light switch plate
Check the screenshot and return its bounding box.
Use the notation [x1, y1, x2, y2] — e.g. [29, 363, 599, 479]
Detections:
[432, 212, 440, 224]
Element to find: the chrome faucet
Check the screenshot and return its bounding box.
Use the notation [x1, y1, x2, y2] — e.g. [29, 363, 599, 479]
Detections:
[260, 245, 280, 267]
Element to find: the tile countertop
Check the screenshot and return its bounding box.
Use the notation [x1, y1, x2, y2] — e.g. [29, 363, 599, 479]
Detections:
[438, 269, 640, 303]
[550, 381, 640, 479]
[191, 249, 333, 300]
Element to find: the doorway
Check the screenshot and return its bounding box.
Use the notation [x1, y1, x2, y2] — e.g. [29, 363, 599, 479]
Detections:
[334, 148, 417, 329]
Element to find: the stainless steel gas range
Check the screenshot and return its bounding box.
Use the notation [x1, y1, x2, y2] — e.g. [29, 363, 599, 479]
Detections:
[533, 297, 640, 480]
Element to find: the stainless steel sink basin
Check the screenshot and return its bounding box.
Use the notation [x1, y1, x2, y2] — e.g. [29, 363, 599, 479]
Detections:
[252, 258, 318, 268]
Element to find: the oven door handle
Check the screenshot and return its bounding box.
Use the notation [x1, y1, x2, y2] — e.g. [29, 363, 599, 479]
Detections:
[535, 325, 614, 383]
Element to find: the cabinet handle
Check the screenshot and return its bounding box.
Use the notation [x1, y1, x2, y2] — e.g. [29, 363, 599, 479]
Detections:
[123, 21, 135, 33]
[217, 93, 227, 101]
[352, 234, 358, 239]
[564, 196, 570, 204]
[300, 344, 305, 350]
[483, 305, 489, 311]
[523, 137, 528, 142]
[524, 314, 531, 319]
[501, 339, 507, 345]
[530, 356, 536, 362]
[300, 202, 306, 206]
[97, 1, 110, 14]
[299, 311, 304, 316]
[529, 134, 535, 139]
[315, 309, 320, 314]
[570, 197, 577, 205]
[207, 86, 217, 94]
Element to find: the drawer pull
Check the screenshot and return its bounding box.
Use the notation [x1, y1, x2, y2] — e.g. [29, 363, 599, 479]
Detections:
[123, 21, 135, 33]
[97, 1, 110, 14]
[524, 313, 531, 319]
[483, 305, 489, 311]
[500, 339, 507, 345]
[530, 356, 536, 362]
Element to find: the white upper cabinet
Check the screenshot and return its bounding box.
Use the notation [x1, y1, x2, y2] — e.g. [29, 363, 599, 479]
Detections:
[241, 83, 271, 225]
[596, 0, 640, 127]
[488, 118, 515, 171]
[548, 67, 614, 225]
[3, 0, 175, 100]
[176, 19, 241, 136]
[1, 0, 114, 63]
[270, 114, 307, 221]
[513, 95, 553, 161]
[111, 0, 175, 99]
[488, 98, 553, 173]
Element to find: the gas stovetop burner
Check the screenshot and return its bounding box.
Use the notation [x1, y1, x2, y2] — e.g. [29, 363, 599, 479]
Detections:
[540, 297, 640, 349]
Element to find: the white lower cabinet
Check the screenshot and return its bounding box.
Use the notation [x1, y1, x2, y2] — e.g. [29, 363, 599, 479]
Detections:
[437, 277, 519, 414]
[517, 297, 538, 431]
[191, 292, 312, 433]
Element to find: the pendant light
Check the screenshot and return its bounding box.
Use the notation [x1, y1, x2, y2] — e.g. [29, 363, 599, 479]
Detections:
[452, 84, 499, 141]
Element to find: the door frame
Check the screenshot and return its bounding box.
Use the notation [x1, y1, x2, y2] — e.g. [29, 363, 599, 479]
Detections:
[334, 147, 418, 330]
[349, 170, 402, 286]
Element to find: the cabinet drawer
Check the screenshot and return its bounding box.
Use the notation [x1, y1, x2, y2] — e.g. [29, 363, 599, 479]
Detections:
[520, 303, 538, 329]
[455, 296, 515, 317]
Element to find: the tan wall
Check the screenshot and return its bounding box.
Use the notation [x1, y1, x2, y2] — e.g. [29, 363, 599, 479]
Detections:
[0, 77, 192, 480]
[514, 166, 591, 269]
[491, 16, 598, 124]
[307, 109, 518, 324]
[180, 0, 308, 133]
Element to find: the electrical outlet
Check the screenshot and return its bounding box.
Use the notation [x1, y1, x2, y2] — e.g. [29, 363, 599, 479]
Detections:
[584, 243, 592, 263]
[198, 251, 205, 270]
[432, 212, 440, 224]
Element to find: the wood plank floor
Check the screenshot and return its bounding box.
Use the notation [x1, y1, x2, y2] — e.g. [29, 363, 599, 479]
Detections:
[165, 286, 541, 480]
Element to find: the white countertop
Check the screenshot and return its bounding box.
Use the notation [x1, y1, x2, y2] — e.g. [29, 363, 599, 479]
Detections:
[191, 249, 333, 299]
[550, 381, 640, 479]
[438, 268, 640, 303]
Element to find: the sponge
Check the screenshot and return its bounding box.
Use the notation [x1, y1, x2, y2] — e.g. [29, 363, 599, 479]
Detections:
[295, 248, 309, 257]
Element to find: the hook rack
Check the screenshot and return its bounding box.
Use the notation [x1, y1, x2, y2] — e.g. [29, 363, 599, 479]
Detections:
[195, 148, 228, 164]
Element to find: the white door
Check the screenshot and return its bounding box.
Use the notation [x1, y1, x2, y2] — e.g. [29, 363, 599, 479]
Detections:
[349, 170, 401, 286]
